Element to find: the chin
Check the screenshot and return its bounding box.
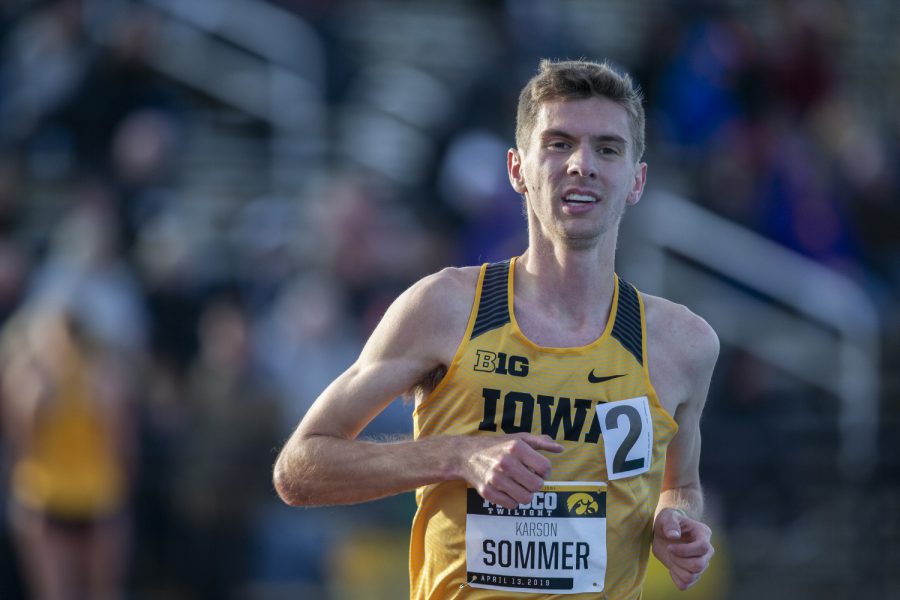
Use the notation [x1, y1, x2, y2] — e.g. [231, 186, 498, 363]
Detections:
[560, 234, 601, 251]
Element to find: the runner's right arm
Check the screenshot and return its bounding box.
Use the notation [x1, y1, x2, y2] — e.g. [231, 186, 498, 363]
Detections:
[272, 268, 562, 509]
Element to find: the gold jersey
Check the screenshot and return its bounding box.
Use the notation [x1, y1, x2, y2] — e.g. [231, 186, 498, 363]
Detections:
[11, 356, 126, 520]
[410, 257, 678, 599]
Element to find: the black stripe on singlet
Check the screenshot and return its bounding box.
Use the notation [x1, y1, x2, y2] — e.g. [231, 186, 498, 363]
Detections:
[471, 260, 511, 339]
[611, 278, 643, 365]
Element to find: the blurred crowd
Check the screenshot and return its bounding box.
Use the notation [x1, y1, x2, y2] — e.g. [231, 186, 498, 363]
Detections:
[0, 0, 897, 598]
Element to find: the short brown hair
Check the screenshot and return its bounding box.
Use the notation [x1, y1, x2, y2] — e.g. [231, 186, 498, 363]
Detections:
[515, 59, 646, 161]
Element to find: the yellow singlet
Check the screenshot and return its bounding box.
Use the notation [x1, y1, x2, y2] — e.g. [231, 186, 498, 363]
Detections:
[11, 354, 126, 521]
[410, 257, 678, 599]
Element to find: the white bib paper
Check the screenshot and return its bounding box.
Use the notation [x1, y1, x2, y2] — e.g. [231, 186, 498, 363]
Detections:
[465, 482, 607, 594]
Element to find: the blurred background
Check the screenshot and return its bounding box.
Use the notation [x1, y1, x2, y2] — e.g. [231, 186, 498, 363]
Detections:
[0, 0, 897, 598]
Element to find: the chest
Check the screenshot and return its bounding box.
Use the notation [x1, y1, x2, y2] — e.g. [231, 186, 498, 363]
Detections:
[511, 301, 685, 422]
[445, 330, 653, 437]
[418, 337, 679, 484]
[512, 299, 610, 350]
[455, 321, 683, 432]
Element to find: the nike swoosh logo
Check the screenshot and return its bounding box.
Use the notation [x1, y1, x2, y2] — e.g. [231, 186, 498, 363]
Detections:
[588, 370, 627, 384]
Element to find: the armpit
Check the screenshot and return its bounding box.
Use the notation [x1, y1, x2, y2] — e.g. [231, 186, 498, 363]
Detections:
[406, 365, 447, 404]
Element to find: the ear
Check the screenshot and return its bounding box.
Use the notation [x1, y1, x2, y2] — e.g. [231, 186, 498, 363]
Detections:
[507, 148, 527, 194]
[626, 162, 648, 206]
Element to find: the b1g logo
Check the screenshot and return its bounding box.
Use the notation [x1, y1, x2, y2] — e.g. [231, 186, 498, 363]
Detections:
[474, 350, 529, 378]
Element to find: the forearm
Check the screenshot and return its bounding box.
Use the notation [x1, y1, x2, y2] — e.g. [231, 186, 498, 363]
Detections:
[656, 483, 705, 521]
[273, 434, 460, 507]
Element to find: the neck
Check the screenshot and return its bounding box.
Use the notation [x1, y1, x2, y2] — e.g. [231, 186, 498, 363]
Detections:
[517, 230, 618, 324]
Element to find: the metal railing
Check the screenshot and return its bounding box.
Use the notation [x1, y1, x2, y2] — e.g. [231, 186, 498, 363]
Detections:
[86, 0, 326, 186]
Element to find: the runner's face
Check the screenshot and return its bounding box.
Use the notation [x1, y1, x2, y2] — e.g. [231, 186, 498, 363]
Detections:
[508, 97, 646, 250]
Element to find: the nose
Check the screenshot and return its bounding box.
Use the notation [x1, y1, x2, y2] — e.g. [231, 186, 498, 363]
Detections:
[566, 143, 597, 179]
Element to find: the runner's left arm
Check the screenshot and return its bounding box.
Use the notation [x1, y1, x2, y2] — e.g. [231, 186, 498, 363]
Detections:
[651, 308, 718, 590]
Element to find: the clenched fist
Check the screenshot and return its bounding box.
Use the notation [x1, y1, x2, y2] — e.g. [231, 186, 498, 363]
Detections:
[456, 433, 563, 509]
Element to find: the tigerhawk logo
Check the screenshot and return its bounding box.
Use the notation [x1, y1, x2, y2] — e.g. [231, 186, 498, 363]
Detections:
[566, 493, 600, 515]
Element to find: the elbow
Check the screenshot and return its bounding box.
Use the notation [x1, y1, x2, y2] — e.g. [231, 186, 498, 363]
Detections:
[272, 455, 310, 507]
[272, 462, 292, 506]
[273, 433, 342, 507]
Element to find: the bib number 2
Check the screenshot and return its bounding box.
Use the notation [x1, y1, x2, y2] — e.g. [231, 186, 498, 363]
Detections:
[596, 396, 653, 480]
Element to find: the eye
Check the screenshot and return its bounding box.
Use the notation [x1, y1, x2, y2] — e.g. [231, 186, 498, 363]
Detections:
[597, 146, 620, 156]
[547, 141, 571, 151]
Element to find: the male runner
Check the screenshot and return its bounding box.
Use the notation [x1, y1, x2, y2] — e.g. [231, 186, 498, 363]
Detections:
[274, 59, 717, 599]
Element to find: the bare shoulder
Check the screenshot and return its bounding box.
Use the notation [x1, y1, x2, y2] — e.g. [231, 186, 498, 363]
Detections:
[362, 265, 482, 365]
[641, 293, 719, 413]
[395, 266, 481, 328]
[643, 294, 719, 372]
[407, 265, 481, 306]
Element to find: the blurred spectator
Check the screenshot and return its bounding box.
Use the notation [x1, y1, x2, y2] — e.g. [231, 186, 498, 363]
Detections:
[754, 120, 862, 272]
[169, 297, 281, 599]
[56, 5, 178, 176]
[27, 177, 148, 355]
[135, 203, 205, 374]
[255, 273, 360, 428]
[0, 0, 90, 144]
[0, 307, 136, 600]
[764, 0, 838, 117]
[649, 4, 752, 151]
[304, 170, 443, 333]
[231, 195, 306, 313]
[808, 94, 900, 290]
[437, 129, 527, 264]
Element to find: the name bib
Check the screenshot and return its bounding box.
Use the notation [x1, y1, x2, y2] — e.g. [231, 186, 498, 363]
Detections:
[465, 482, 607, 594]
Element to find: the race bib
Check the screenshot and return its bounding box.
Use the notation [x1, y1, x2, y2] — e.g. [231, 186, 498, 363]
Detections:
[465, 482, 607, 594]
[596, 396, 653, 481]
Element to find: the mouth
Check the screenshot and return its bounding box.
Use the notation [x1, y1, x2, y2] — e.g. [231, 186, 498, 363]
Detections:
[562, 191, 600, 205]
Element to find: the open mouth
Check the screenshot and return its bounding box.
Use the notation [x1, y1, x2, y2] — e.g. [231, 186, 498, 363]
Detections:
[562, 192, 599, 204]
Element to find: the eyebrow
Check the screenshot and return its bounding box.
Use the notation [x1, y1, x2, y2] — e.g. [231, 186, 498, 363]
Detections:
[540, 129, 628, 146]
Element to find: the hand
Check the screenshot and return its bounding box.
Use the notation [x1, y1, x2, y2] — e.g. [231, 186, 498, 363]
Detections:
[652, 508, 714, 590]
[458, 433, 563, 509]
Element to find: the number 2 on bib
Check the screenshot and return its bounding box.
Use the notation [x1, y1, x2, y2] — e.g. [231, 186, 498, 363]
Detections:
[596, 396, 653, 480]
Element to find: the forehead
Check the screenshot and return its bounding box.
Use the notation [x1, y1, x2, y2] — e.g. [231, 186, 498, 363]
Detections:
[532, 97, 631, 141]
